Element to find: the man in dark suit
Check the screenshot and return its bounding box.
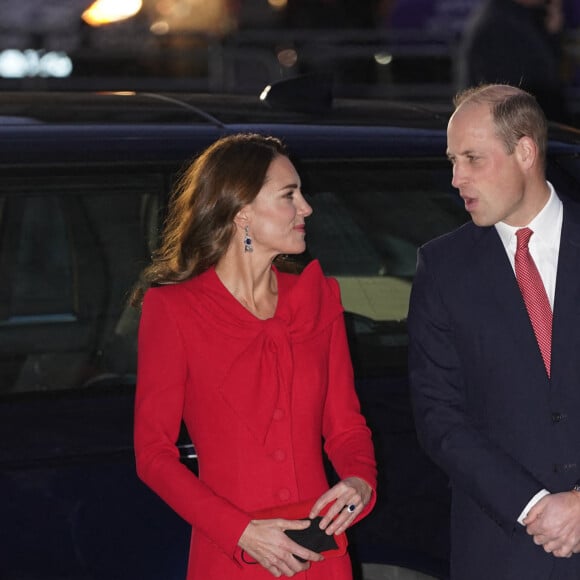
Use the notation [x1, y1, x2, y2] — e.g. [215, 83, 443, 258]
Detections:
[408, 83, 580, 579]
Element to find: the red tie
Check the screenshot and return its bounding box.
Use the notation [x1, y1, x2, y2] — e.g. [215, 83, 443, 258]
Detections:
[514, 228, 552, 377]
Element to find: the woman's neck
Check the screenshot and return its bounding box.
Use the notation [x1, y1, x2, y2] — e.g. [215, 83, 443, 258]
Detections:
[215, 251, 278, 320]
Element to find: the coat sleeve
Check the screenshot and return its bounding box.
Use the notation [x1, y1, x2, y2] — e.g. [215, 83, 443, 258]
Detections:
[134, 288, 250, 561]
[322, 277, 378, 519]
[407, 247, 545, 532]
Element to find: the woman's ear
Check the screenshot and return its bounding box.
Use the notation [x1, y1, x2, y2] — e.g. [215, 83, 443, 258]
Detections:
[234, 207, 249, 228]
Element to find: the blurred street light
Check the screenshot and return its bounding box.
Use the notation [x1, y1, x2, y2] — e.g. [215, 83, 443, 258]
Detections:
[374, 52, 393, 66]
[147, 0, 236, 36]
[82, 0, 143, 26]
[0, 49, 73, 78]
[268, 0, 287, 9]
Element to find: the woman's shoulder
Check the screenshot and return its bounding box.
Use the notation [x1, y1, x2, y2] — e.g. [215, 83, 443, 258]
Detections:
[277, 259, 331, 287]
[278, 259, 342, 311]
[143, 269, 215, 308]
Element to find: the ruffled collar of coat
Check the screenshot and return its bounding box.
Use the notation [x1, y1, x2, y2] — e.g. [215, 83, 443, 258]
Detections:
[182, 259, 344, 443]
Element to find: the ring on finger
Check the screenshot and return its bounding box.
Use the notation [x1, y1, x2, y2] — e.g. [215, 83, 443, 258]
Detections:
[347, 504, 356, 513]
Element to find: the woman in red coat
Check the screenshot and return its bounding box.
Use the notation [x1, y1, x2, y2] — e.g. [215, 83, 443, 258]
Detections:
[133, 133, 377, 579]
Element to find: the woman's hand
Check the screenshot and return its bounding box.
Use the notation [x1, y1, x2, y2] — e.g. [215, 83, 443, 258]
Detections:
[238, 518, 324, 578]
[309, 477, 373, 536]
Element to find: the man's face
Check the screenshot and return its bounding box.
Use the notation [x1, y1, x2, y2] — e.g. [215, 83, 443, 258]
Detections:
[446, 102, 531, 227]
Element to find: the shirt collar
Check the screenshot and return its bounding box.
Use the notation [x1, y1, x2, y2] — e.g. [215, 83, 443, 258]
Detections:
[495, 182, 561, 248]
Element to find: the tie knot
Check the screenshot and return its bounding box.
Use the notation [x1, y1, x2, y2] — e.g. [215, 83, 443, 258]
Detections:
[516, 227, 533, 249]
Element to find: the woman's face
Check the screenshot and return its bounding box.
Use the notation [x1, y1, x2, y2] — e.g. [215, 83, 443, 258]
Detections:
[243, 155, 313, 256]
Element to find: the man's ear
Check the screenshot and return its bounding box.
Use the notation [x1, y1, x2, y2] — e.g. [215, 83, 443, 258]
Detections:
[516, 136, 537, 170]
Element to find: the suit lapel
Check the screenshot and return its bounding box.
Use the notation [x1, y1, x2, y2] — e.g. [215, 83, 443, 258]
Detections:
[472, 225, 549, 372]
[552, 200, 580, 377]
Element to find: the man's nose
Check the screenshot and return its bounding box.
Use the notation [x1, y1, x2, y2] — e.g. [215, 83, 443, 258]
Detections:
[451, 164, 466, 189]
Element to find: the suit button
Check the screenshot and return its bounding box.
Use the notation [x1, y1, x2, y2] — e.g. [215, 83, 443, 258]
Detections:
[552, 412, 562, 423]
[553, 463, 576, 473]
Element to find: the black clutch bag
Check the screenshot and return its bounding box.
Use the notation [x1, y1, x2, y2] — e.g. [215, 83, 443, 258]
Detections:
[241, 498, 348, 565]
[284, 516, 338, 562]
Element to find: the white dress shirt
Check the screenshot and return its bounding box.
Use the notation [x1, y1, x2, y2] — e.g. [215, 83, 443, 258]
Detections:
[495, 182, 562, 308]
[494, 182, 563, 525]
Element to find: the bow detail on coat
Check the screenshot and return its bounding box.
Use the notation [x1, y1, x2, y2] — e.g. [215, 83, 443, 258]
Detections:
[189, 260, 344, 444]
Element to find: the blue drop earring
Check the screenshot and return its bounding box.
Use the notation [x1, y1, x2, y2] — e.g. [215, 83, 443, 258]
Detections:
[243, 225, 253, 253]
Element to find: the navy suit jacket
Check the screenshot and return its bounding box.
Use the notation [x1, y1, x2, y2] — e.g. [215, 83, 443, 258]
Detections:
[408, 197, 580, 580]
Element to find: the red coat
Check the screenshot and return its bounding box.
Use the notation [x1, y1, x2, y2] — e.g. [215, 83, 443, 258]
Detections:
[134, 260, 377, 579]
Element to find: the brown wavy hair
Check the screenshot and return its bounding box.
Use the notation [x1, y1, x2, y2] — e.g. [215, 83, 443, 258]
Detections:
[131, 133, 287, 306]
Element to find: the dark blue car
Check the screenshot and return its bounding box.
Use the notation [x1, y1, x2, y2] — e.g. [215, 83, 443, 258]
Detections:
[1, 87, 580, 580]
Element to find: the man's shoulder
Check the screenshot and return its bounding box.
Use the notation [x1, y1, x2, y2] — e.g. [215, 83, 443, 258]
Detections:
[422, 220, 483, 255]
[418, 222, 499, 282]
[563, 194, 580, 219]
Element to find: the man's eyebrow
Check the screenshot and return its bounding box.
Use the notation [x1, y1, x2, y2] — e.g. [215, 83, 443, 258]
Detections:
[447, 149, 477, 158]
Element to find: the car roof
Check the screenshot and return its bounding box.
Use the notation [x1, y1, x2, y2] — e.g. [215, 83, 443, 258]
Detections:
[0, 90, 451, 127]
[0, 90, 455, 166]
[0, 89, 578, 168]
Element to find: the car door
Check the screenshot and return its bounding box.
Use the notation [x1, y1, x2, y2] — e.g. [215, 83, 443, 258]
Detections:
[0, 169, 192, 580]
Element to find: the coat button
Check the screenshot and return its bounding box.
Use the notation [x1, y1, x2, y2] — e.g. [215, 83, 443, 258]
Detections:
[552, 412, 562, 423]
[273, 449, 286, 462]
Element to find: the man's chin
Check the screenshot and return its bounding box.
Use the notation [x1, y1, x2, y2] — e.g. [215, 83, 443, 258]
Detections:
[470, 214, 494, 227]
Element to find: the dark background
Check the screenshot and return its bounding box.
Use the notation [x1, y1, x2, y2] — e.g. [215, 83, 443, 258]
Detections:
[0, 0, 578, 123]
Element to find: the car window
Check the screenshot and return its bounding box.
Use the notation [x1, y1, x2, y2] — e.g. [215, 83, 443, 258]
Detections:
[0, 158, 468, 392]
[11, 196, 74, 318]
[299, 158, 468, 376]
[0, 174, 164, 394]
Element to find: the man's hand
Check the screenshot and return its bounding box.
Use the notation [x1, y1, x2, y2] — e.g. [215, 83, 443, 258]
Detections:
[524, 491, 580, 558]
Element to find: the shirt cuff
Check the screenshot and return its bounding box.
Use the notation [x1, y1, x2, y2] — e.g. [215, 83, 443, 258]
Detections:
[517, 489, 550, 526]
